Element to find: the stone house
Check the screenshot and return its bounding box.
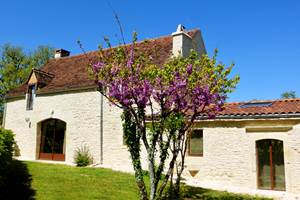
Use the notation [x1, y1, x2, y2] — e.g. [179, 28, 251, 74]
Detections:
[185, 100, 300, 199]
[3, 26, 300, 199]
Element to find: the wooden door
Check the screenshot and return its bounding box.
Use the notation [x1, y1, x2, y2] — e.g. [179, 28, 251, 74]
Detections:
[39, 119, 66, 161]
[256, 139, 285, 191]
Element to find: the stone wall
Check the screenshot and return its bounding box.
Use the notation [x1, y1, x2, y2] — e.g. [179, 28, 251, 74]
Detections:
[4, 89, 146, 171]
[5, 89, 300, 198]
[5, 89, 102, 164]
[101, 97, 149, 172]
[184, 119, 300, 197]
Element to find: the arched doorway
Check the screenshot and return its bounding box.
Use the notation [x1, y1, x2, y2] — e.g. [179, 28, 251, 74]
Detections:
[39, 119, 66, 161]
[256, 139, 285, 191]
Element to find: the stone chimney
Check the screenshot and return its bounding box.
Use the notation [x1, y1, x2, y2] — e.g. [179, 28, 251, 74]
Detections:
[172, 24, 206, 57]
[54, 49, 70, 59]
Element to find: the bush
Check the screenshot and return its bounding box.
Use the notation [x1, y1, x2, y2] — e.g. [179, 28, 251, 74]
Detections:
[0, 128, 15, 171]
[74, 145, 93, 167]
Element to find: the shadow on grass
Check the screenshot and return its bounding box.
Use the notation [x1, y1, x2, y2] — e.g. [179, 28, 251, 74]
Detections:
[182, 185, 271, 200]
[0, 160, 35, 200]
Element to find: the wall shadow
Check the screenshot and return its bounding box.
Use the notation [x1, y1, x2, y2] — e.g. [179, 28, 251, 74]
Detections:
[0, 160, 35, 200]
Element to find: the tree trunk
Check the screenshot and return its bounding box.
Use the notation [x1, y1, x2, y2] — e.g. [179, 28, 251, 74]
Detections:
[131, 150, 148, 200]
[148, 154, 156, 200]
[157, 148, 179, 197]
[173, 133, 188, 199]
[123, 110, 148, 200]
[174, 173, 181, 199]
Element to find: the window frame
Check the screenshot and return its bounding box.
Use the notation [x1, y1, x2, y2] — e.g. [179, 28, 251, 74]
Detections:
[188, 129, 203, 157]
[256, 139, 286, 191]
[26, 84, 36, 110]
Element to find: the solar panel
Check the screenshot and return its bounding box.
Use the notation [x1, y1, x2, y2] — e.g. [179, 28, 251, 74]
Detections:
[240, 102, 273, 108]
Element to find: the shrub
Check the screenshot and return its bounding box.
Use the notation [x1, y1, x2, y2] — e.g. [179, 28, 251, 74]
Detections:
[0, 128, 15, 171]
[74, 145, 93, 167]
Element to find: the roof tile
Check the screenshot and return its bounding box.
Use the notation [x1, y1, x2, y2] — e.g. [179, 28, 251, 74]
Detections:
[7, 29, 199, 98]
[219, 99, 300, 117]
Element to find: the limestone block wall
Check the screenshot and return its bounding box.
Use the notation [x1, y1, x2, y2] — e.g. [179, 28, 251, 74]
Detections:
[184, 120, 300, 195]
[4, 88, 148, 171]
[101, 97, 149, 172]
[184, 127, 252, 187]
[4, 89, 102, 164]
[5, 88, 300, 196]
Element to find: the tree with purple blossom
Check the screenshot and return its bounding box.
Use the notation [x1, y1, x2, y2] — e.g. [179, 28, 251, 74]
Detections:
[89, 33, 239, 200]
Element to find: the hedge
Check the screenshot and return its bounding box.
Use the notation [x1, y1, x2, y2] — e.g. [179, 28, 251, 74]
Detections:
[0, 128, 15, 172]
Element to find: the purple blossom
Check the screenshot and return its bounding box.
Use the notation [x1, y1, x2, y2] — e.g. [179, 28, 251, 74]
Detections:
[92, 62, 105, 73]
[186, 64, 193, 75]
[91, 44, 229, 121]
[126, 45, 134, 68]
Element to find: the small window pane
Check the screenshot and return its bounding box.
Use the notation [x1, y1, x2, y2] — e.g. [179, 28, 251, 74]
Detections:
[273, 140, 285, 190]
[257, 140, 271, 189]
[27, 85, 35, 110]
[189, 130, 203, 156]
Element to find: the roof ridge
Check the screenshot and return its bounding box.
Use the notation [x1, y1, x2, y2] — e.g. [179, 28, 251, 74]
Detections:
[226, 98, 300, 105]
[275, 98, 300, 102]
[48, 28, 200, 61]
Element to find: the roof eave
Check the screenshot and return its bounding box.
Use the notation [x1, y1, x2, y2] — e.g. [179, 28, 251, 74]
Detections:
[197, 113, 300, 121]
[5, 85, 98, 100]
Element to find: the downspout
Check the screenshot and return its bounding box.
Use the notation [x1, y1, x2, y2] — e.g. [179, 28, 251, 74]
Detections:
[2, 102, 7, 128]
[100, 91, 104, 164]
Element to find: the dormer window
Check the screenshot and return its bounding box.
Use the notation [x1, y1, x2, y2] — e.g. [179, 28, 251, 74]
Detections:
[27, 84, 36, 110]
[25, 68, 55, 111]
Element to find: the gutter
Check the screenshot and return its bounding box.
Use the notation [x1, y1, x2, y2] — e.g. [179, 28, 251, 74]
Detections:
[147, 113, 300, 122]
[99, 91, 104, 165]
[36, 86, 97, 96]
[209, 113, 300, 120]
[6, 85, 98, 100]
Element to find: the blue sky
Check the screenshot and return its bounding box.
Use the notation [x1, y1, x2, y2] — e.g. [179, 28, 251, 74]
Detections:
[1, 0, 299, 102]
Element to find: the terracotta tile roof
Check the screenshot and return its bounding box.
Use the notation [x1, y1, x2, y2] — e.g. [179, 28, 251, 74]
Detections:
[7, 29, 199, 98]
[217, 98, 300, 118]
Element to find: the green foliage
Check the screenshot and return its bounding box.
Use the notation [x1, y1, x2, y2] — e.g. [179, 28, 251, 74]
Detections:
[122, 110, 138, 148]
[146, 49, 239, 97]
[0, 44, 54, 116]
[93, 33, 239, 200]
[74, 146, 93, 167]
[30, 45, 55, 69]
[0, 44, 30, 103]
[0, 128, 15, 171]
[281, 91, 297, 99]
[121, 110, 148, 198]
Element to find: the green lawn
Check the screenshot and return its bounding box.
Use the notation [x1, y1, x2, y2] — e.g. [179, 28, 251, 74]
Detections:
[27, 161, 141, 200]
[2, 161, 271, 200]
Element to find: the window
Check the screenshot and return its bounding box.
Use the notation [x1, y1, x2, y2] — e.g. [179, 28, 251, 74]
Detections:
[39, 119, 66, 161]
[26, 84, 35, 110]
[188, 129, 203, 156]
[256, 139, 285, 191]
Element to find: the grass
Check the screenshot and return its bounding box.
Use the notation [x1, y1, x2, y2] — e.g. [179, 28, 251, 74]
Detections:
[2, 161, 272, 200]
[27, 161, 141, 200]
